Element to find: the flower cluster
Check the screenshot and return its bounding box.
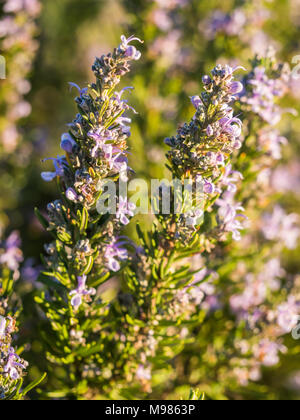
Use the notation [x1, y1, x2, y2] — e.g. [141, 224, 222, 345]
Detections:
[0, 316, 28, 392]
[215, 53, 300, 388]
[0, 231, 23, 274]
[202, 0, 272, 54]
[106, 64, 247, 390]
[0, 0, 41, 154]
[165, 64, 246, 240]
[35, 36, 142, 397]
[40, 35, 142, 304]
[241, 53, 292, 126]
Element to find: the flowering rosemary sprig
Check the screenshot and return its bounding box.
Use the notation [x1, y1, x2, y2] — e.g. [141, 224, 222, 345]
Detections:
[178, 52, 300, 393]
[164, 64, 245, 243]
[0, 230, 45, 400]
[35, 36, 142, 396]
[106, 64, 246, 392]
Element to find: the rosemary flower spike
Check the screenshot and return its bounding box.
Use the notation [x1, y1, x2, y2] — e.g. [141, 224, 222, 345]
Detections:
[39, 35, 142, 312]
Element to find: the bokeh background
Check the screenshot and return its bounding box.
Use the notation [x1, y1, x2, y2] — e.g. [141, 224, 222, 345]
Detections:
[1, 0, 300, 399]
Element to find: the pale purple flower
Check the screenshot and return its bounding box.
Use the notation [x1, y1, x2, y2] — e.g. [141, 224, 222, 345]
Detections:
[196, 175, 215, 195]
[258, 130, 288, 159]
[0, 231, 23, 271]
[253, 339, 287, 367]
[277, 296, 300, 334]
[204, 9, 247, 40]
[116, 196, 136, 226]
[151, 9, 172, 32]
[88, 128, 114, 159]
[217, 199, 246, 240]
[60, 133, 77, 154]
[69, 275, 96, 309]
[207, 151, 225, 167]
[271, 162, 300, 193]
[202, 75, 211, 85]
[21, 258, 41, 284]
[113, 87, 138, 114]
[69, 82, 88, 97]
[220, 164, 243, 195]
[150, 30, 181, 65]
[120, 35, 143, 61]
[3, 0, 41, 16]
[136, 365, 151, 381]
[229, 81, 244, 95]
[41, 155, 67, 182]
[116, 116, 132, 136]
[244, 66, 294, 125]
[261, 206, 300, 249]
[259, 258, 284, 291]
[206, 125, 214, 137]
[4, 348, 26, 380]
[88, 129, 130, 179]
[104, 238, 128, 272]
[230, 274, 267, 315]
[66, 188, 79, 202]
[219, 116, 243, 139]
[185, 209, 204, 229]
[190, 95, 202, 109]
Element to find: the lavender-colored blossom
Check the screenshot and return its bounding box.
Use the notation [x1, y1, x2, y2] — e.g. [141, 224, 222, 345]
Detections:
[21, 258, 41, 284]
[41, 155, 67, 182]
[3, 0, 41, 16]
[271, 162, 300, 193]
[217, 199, 246, 241]
[104, 238, 128, 272]
[136, 365, 151, 381]
[113, 87, 138, 114]
[116, 196, 136, 226]
[66, 188, 79, 202]
[151, 9, 172, 32]
[258, 129, 288, 160]
[229, 81, 244, 95]
[219, 116, 243, 141]
[69, 275, 96, 309]
[206, 125, 214, 137]
[253, 339, 286, 367]
[116, 116, 132, 136]
[190, 95, 202, 109]
[203, 9, 247, 40]
[60, 133, 77, 154]
[261, 206, 300, 250]
[185, 209, 204, 229]
[220, 164, 243, 195]
[4, 347, 27, 380]
[69, 82, 88, 97]
[243, 65, 293, 125]
[277, 296, 300, 334]
[230, 274, 267, 315]
[0, 231, 23, 271]
[120, 35, 143, 61]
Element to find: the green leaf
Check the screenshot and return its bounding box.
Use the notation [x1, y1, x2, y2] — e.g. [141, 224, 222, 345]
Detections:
[21, 373, 47, 397]
[80, 207, 89, 233]
[81, 255, 94, 275]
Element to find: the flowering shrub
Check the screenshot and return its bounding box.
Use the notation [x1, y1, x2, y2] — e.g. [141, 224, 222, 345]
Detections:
[1, 0, 300, 402]
[34, 35, 143, 398]
[31, 32, 298, 399]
